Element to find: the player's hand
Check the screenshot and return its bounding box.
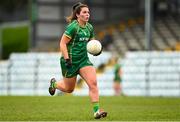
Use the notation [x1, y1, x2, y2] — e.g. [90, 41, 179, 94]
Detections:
[65, 59, 72, 69]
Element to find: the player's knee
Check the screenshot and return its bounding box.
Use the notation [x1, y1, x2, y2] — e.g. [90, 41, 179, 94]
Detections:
[66, 88, 74, 93]
[89, 80, 97, 89]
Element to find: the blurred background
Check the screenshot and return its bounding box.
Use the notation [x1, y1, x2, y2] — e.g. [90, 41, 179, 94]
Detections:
[0, 0, 180, 97]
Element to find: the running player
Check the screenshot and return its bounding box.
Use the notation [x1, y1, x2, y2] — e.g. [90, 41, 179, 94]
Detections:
[48, 2, 107, 119]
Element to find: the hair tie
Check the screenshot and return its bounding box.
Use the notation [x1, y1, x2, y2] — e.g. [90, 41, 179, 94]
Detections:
[72, 2, 82, 11]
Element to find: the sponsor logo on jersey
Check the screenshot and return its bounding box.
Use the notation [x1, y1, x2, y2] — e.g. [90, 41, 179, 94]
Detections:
[79, 37, 89, 41]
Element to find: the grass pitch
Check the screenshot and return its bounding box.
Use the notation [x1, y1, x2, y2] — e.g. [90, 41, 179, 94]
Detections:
[0, 96, 180, 121]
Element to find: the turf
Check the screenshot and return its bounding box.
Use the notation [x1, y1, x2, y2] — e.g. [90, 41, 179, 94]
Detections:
[0, 96, 180, 121]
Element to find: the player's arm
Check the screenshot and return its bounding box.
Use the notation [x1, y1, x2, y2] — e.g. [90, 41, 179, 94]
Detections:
[59, 34, 71, 59]
[89, 24, 95, 41]
[60, 22, 75, 59]
[90, 37, 95, 40]
[118, 67, 122, 77]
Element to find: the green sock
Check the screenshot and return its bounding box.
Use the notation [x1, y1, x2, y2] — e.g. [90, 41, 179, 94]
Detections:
[52, 82, 57, 89]
[93, 102, 99, 113]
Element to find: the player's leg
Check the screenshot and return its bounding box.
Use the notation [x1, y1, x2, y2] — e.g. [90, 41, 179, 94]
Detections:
[49, 76, 77, 95]
[49, 56, 78, 95]
[80, 66, 98, 102]
[79, 66, 107, 119]
[119, 82, 123, 96]
[113, 81, 120, 96]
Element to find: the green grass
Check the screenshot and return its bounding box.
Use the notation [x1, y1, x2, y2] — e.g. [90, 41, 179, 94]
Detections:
[0, 96, 180, 121]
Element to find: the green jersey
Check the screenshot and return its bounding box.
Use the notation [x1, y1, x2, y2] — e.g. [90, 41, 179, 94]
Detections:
[114, 64, 122, 82]
[60, 20, 94, 78]
[64, 20, 94, 59]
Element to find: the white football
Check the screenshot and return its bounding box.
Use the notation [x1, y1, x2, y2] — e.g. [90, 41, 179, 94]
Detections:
[87, 40, 102, 55]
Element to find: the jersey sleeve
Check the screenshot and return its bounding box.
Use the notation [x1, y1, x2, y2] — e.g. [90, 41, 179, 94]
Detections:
[64, 22, 76, 39]
[88, 23, 95, 39]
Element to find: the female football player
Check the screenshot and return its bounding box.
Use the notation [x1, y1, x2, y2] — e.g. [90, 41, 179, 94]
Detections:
[48, 2, 107, 119]
[113, 62, 122, 96]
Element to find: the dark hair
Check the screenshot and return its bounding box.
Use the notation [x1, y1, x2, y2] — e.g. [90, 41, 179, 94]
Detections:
[66, 2, 88, 23]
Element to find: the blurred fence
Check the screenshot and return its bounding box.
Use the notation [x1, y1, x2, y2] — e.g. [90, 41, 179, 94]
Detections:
[121, 51, 180, 97]
[0, 52, 111, 96]
[1, 51, 180, 97]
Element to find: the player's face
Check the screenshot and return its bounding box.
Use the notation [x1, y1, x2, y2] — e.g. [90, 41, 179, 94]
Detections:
[77, 7, 90, 22]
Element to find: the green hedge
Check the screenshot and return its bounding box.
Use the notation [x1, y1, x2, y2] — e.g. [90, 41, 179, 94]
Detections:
[2, 24, 29, 59]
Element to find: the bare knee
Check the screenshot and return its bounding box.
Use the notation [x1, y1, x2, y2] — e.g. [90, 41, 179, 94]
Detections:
[88, 80, 98, 90]
[65, 88, 74, 93]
